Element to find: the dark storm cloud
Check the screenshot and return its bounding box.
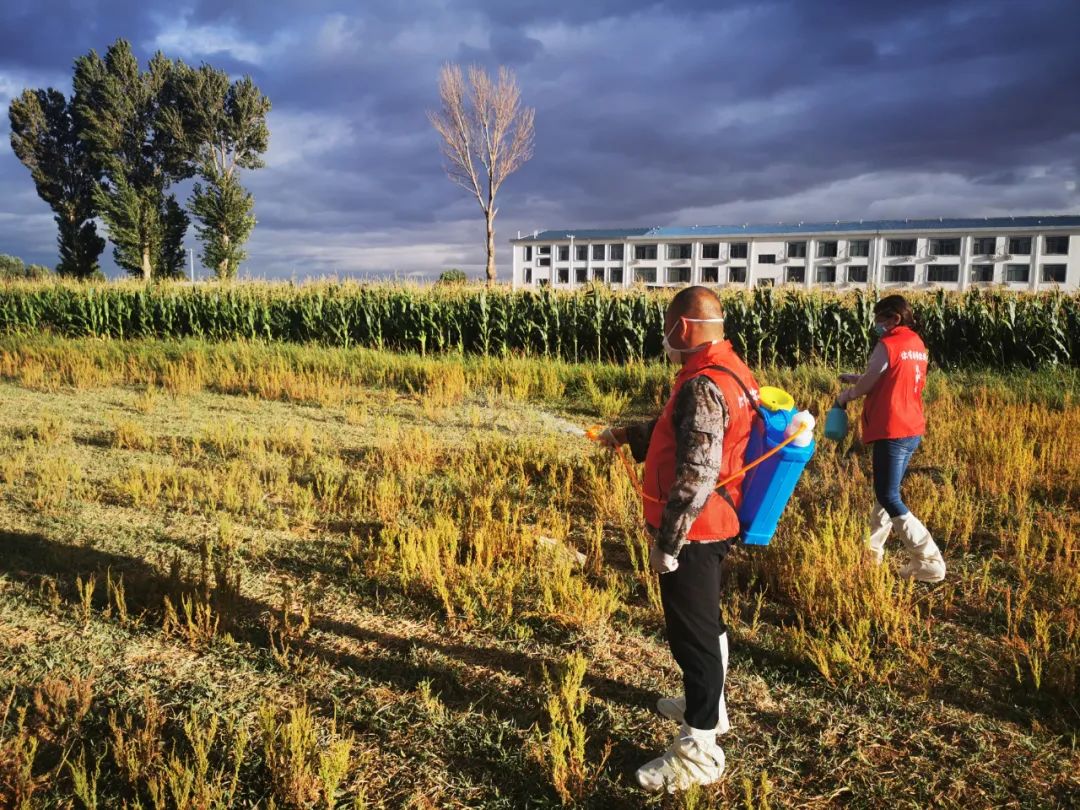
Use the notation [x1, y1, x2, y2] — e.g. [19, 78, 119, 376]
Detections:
[1, 0, 1079, 279]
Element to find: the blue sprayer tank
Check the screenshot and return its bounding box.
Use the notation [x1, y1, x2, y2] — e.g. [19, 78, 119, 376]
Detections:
[738, 405, 816, 546]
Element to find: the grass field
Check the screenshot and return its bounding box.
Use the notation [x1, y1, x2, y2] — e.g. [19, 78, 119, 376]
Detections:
[0, 335, 1077, 808]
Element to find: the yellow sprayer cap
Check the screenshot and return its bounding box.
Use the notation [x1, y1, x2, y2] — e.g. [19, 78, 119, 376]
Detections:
[758, 386, 795, 412]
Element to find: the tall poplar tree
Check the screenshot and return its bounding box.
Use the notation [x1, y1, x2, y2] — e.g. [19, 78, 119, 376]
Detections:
[163, 65, 270, 279]
[8, 88, 105, 278]
[73, 39, 192, 280]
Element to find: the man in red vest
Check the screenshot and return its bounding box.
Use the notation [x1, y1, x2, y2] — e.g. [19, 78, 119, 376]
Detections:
[837, 294, 946, 582]
[600, 286, 758, 793]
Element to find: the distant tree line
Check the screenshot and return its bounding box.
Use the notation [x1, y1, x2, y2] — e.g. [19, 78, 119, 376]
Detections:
[7, 39, 271, 281]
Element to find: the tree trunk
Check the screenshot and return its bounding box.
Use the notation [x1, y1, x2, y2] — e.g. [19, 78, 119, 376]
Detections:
[141, 244, 152, 281]
[485, 211, 496, 286]
[219, 232, 230, 279]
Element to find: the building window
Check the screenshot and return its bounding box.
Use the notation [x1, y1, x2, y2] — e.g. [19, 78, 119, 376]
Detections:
[848, 240, 869, 257]
[524, 268, 532, 284]
[787, 241, 807, 258]
[816, 266, 837, 283]
[666, 243, 692, 260]
[929, 238, 960, 256]
[729, 266, 747, 284]
[537, 257, 551, 267]
[848, 265, 868, 283]
[635, 244, 657, 260]
[592, 244, 606, 261]
[759, 254, 776, 264]
[973, 237, 997, 255]
[1044, 236, 1070, 255]
[971, 264, 994, 283]
[702, 267, 719, 283]
[785, 266, 805, 284]
[886, 239, 916, 257]
[537, 245, 550, 256]
[592, 268, 605, 282]
[1008, 237, 1032, 255]
[927, 264, 959, 283]
[818, 241, 838, 258]
[524, 246, 533, 261]
[701, 243, 720, 260]
[729, 242, 748, 259]
[557, 268, 569, 284]
[576, 245, 588, 261]
[1042, 263, 1067, 283]
[885, 264, 915, 283]
[757, 278, 775, 288]
[557, 245, 569, 261]
[537, 278, 550, 288]
[667, 267, 691, 284]
[635, 267, 657, 284]
[1005, 264, 1029, 283]
[575, 267, 588, 284]
[610, 244, 624, 261]
[609, 268, 623, 284]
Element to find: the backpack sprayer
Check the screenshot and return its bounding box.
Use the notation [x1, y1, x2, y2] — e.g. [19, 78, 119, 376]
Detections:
[586, 385, 816, 546]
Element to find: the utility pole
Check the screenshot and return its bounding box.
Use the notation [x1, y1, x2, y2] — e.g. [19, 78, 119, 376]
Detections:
[189, 248, 195, 283]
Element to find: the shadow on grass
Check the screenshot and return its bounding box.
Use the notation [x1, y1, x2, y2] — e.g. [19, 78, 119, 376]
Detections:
[0, 527, 658, 806]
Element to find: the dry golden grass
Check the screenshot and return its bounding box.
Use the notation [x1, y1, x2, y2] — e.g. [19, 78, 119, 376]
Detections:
[0, 335, 1076, 807]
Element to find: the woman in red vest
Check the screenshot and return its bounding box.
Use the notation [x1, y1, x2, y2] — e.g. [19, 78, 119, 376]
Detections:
[600, 286, 757, 793]
[837, 294, 946, 582]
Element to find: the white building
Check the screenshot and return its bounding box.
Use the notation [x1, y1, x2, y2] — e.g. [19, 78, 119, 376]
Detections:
[510, 216, 1080, 292]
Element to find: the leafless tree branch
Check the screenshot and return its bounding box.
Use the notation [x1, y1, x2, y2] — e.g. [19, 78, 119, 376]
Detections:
[428, 62, 534, 284]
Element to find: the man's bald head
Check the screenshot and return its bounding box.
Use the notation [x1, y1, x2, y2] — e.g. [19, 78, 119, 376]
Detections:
[663, 286, 725, 359]
[665, 286, 725, 328]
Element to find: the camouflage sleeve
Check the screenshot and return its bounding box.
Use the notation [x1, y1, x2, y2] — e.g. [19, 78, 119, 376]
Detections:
[655, 376, 729, 557]
[623, 419, 658, 464]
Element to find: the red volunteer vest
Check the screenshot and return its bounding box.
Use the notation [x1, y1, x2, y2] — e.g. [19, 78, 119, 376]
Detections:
[643, 340, 759, 540]
[861, 326, 928, 443]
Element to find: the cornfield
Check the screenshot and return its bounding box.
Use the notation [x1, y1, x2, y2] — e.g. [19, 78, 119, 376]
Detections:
[1, 279, 1077, 368]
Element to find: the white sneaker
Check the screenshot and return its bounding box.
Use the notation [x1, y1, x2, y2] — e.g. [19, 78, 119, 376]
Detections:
[636, 724, 725, 794]
[892, 512, 946, 583]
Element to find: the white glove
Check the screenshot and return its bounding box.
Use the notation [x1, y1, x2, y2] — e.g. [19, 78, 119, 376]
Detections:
[649, 544, 679, 574]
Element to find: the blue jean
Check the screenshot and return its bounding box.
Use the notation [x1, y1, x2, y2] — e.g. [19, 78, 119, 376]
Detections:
[871, 436, 922, 518]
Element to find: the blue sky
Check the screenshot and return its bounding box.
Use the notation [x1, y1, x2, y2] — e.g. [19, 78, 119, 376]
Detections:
[2, 0, 1079, 280]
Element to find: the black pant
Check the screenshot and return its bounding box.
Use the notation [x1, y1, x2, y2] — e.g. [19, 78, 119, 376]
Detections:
[659, 539, 733, 731]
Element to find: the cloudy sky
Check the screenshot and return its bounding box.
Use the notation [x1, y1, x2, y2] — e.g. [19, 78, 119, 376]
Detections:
[2, 0, 1080, 281]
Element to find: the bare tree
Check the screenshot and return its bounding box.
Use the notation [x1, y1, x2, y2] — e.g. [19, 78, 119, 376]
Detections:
[429, 64, 534, 285]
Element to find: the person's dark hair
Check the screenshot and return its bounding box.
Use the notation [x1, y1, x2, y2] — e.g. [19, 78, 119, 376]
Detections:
[874, 294, 916, 329]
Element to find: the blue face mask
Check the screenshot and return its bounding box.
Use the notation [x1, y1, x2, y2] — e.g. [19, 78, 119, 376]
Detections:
[873, 323, 887, 338]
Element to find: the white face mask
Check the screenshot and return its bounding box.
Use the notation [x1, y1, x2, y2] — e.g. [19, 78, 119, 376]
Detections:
[663, 317, 724, 363]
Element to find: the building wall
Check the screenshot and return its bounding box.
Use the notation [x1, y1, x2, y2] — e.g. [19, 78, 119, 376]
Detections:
[511, 230, 1080, 292]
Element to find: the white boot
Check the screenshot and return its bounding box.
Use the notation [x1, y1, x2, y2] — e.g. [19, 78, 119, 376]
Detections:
[892, 512, 946, 583]
[657, 633, 730, 733]
[636, 723, 725, 794]
[868, 502, 891, 565]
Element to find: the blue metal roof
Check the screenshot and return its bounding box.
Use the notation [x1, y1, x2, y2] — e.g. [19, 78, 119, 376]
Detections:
[511, 215, 1080, 242]
[515, 227, 652, 242]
